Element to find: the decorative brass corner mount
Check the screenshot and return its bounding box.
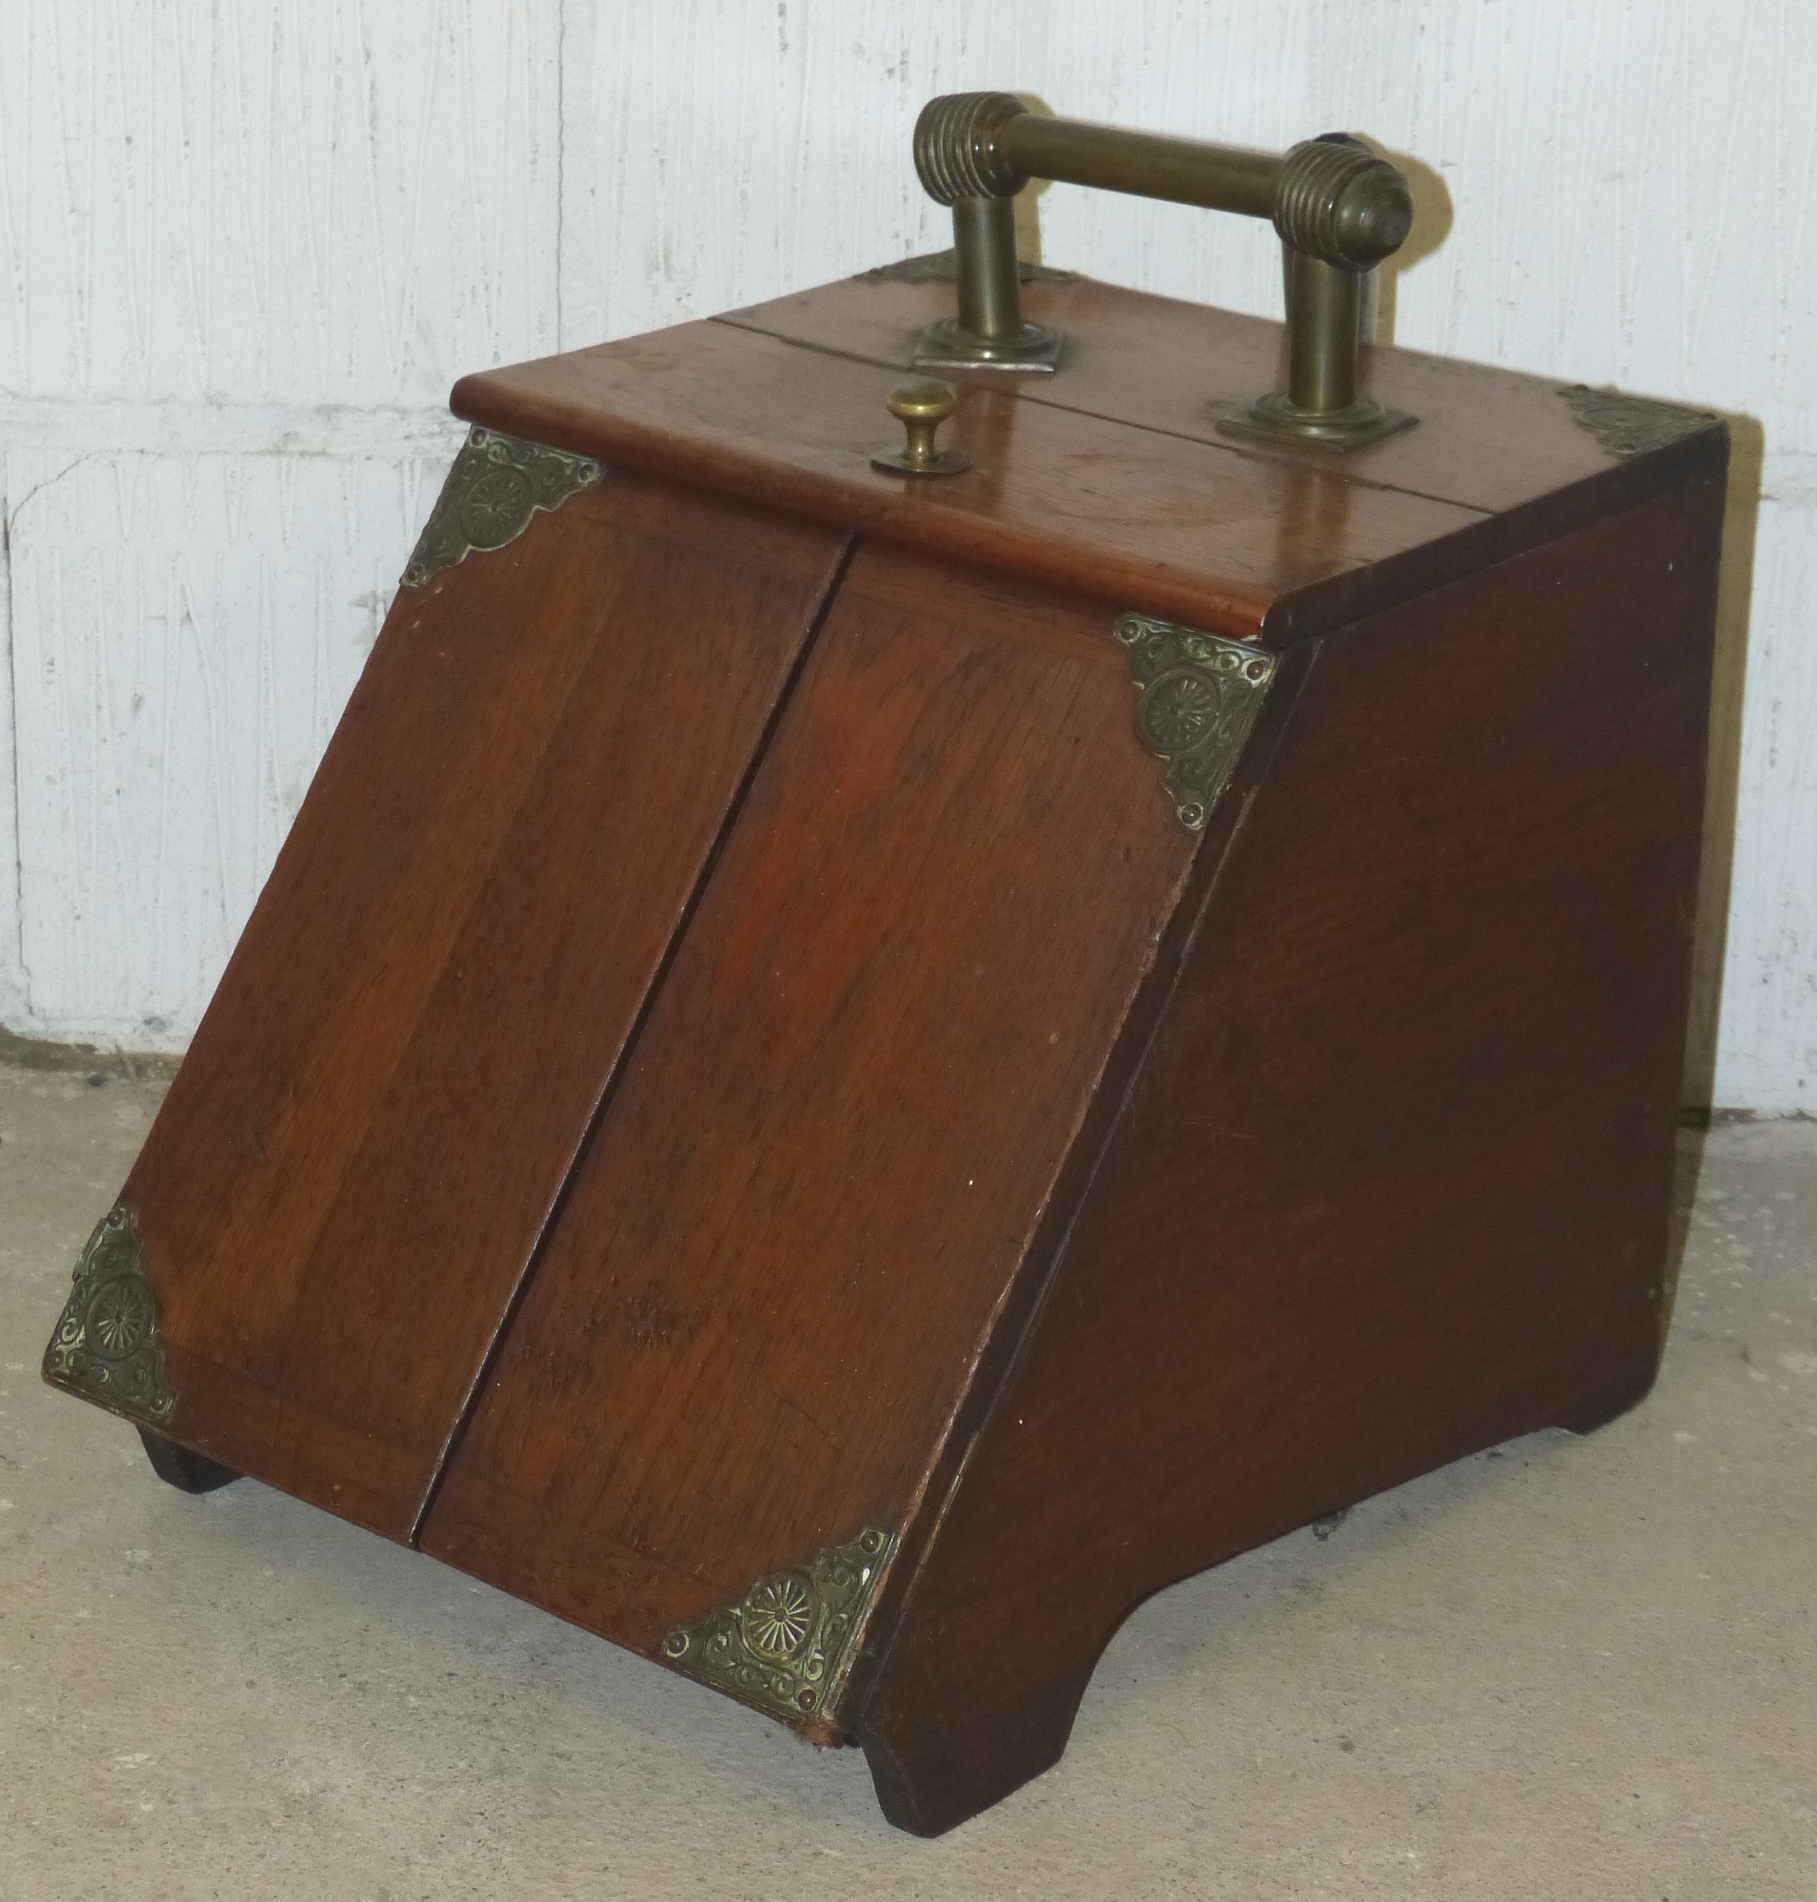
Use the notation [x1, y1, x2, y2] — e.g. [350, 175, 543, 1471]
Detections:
[660, 1526, 896, 1727]
[400, 426, 603, 589]
[1115, 613, 1277, 832]
[1560, 385, 1719, 460]
[42, 1204, 176, 1426]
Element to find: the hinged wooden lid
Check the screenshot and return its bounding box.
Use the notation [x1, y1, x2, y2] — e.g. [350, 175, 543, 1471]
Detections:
[452, 264, 1725, 647]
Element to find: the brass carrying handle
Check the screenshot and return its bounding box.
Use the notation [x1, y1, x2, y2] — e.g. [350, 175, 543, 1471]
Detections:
[911, 92, 1416, 450]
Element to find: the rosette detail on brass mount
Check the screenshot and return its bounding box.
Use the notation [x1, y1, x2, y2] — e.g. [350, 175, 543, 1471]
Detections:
[400, 426, 603, 589]
[1115, 613, 1277, 832]
[42, 1204, 175, 1426]
[660, 1526, 896, 1726]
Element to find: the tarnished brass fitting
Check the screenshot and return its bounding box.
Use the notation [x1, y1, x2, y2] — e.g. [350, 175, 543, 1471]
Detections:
[913, 91, 1030, 205]
[871, 379, 971, 477]
[908, 93, 1418, 447]
[1271, 136, 1412, 268]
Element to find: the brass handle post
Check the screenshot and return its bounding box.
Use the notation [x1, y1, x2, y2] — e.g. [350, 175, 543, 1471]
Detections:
[951, 196, 1023, 343]
[1287, 249, 1362, 413]
[911, 92, 1417, 448]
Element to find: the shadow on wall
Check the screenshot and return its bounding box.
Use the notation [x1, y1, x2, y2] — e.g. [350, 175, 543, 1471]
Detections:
[1011, 93, 1056, 265]
[1659, 415, 1758, 1327]
[1687, 413, 1763, 1116]
[1354, 138, 1452, 346]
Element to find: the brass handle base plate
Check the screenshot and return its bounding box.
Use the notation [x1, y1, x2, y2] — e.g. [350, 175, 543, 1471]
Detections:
[871, 445, 973, 477]
[1215, 391, 1416, 453]
[912, 316, 1063, 373]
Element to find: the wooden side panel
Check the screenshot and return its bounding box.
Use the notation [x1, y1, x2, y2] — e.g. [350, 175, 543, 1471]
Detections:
[855, 476, 1727, 1835]
[128, 473, 849, 1538]
[420, 547, 1200, 1667]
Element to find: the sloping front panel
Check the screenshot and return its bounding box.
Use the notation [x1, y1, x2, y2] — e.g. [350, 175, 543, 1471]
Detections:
[419, 545, 1201, 1697]
[114, 471, 849, 1537]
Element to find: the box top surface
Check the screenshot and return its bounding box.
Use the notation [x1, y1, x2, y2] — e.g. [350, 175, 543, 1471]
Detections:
[454, 262, 1725, 643]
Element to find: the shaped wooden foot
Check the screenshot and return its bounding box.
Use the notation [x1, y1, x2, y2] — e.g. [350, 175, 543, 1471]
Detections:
[858, 1663, 1089, 1838]
[138, 1426, 239, 1494]
[1552, 1332, 1667, 1437]
[1556, 1379, 1658, 1436]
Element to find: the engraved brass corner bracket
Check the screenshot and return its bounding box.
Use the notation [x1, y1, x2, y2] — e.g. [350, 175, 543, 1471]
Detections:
[43, 1204, 176, 1426]
[660, 1526, 896, 1728]
[1560, 385, 1720, 460]
[400, 426, 603, 589]
[1115, 613, 1277, 832]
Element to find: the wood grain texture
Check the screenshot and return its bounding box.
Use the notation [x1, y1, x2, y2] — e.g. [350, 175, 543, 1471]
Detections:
[126, 473, 848, 1537]
[450, 319, 1490, 643]
[718, 271, 1717, 521]
[853, 478, 1727, 1834]
[420, 546, 1200, 1669]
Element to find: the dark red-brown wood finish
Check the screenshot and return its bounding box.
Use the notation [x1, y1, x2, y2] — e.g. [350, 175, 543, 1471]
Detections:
[420, 548, 1200, 1686]
[114, 474, 849, 1536]
[45, 255, 1728, 1835]
[856, 478, 1724, 1831]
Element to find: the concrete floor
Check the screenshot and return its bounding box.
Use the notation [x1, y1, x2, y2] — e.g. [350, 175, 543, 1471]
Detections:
[1, 1063, 1812, 1901]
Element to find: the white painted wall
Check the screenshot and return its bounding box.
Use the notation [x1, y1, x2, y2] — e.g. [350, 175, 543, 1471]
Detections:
[3, 2, 1812, 1109]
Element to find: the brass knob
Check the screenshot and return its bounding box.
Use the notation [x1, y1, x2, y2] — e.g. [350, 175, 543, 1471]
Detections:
[871, 379, 971, 477]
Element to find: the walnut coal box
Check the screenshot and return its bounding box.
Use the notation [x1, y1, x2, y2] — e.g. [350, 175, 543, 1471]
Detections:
[43, 98, 1726, 1835]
